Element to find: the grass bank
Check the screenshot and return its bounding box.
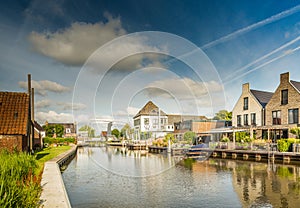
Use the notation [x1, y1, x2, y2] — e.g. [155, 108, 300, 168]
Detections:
[0, 146, 72, 207]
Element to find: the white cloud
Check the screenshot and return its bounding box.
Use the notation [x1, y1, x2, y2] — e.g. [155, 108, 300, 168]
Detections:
[28, 12, 126, 66]
[145, 78, 223, 100]
[19, 80, 70, 96]
[57, 102, 87, 111]
[35, 110, 74, 123]
[28, 13, 168, 70]
[35, 99, 51, 109]
[114, 106, 140, 117]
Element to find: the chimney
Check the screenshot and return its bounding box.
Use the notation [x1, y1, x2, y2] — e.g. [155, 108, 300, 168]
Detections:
[242, 83, 250, 93]
[280, 72, 290, 83]
[31, 88, 34, 122]
[27, 74, 32, 152]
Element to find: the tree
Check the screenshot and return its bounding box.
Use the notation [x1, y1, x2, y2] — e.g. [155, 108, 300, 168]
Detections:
[55, 124, 64, 137]
[290, 127, 300, 139]
[213, 110, 232, 121]
[42, 124, 64, 137]
[164, 133, 176, 144]
[111, 128, 120, 138]
[120, 123, 134, 139]
[79, 125, 95, 137]
[184, 131, 196, 144]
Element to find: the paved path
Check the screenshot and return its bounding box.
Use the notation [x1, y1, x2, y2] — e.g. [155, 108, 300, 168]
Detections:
[39, 146, 76, 207]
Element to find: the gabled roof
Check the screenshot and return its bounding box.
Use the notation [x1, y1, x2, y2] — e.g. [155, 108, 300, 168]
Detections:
[0, 92, 29, 135]
[291, 80, 300, 92]
[250, 89, 273, 108]
[34, 121, 44, 131]
[134, 101, 167, 118]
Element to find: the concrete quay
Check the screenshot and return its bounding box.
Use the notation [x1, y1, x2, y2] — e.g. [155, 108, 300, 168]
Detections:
[39, 146, 77, 208]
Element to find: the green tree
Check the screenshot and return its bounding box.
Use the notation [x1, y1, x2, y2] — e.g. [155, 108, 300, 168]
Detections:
[55, 124, 64, 137]
[120, 123, 134, 139]
[184, 131, 196, 144]
[213, 110, 232, 121]
[42, 124, 64, 137]
[111, 128, 120, 138]
[290, 127, 300, 139]
[164, 133, 176, 144]
[79, 125, 95, 137]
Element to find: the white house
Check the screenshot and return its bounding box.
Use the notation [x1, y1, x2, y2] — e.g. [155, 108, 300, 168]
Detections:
[133, 101, 173, 140]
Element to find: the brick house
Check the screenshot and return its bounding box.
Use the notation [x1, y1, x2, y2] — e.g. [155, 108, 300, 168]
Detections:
[265, 72, 300, 140]
[232, 83, 273, 127]
[0, 92, 30, 152]
[232, 83, 273, 139]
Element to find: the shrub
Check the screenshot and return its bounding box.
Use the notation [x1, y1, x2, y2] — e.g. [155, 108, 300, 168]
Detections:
[43, 137, 75, 146]
[277, 139, 290, 152]
[221, 137, 230, 142]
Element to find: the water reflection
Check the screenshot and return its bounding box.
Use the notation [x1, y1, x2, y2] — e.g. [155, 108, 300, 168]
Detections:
[63, 147, 300, 208]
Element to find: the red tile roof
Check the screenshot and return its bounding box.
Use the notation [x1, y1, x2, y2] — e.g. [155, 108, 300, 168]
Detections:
[0, 92, 29, 135]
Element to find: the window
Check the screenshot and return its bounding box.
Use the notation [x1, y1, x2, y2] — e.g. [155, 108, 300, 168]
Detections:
[237, 115, 241, 127]
[243, 97, 249, 110]
[251, 113, 256, 125]
[14, 112, 18, 119]
[272, 110, 281, 125]
[288, 108, 299, 124]
[243, 114, 248, 126]
[281, 89, 288, 105]
[144, 118, 149, 125]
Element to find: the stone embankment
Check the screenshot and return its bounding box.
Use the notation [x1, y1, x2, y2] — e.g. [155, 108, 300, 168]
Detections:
[39, 146, 77, 208]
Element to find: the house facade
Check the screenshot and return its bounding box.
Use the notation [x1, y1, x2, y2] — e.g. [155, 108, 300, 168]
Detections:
[265, 72, 300, 140]
[232, 83, 273, 128]
[232, 83, 273, 139]
[45, 122, 77, 138]
[133, 101, 170, 139]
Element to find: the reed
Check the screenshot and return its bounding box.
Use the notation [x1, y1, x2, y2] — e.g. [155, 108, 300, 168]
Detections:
[0, 150, 41, 207]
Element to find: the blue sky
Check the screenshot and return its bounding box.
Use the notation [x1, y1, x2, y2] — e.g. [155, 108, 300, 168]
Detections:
[1, 0, 300, 132]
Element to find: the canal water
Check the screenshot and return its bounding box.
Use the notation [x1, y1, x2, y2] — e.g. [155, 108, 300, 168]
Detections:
[62, 147, 300, 208]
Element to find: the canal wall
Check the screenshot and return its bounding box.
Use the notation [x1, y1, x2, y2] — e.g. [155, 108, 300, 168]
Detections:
[39, 145, 77, 208]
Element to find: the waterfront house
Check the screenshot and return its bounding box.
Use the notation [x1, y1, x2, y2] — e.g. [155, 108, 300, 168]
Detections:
[232, 83, 273, 139]
[133, 101, 170, 139]
[0, 91, 30, 152]
[265, 72, 300, 140]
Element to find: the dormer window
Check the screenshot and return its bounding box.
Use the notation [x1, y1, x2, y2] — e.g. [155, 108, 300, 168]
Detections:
[281, 89, 288, 105]
[243, 97, 248, 110]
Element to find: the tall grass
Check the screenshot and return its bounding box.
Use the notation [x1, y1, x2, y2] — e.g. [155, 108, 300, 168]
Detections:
[0, 150, 41, 207]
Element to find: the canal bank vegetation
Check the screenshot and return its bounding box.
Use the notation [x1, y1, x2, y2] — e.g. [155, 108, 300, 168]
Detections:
[43, 137, 76, 147]
[0, 146, 72, 207]
[0, 150, 40, 207]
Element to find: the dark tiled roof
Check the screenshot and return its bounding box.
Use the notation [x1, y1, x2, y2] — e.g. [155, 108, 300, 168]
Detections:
[134, 101, 167, 118]
[34, 121, 44, 131]
[0, 92, 29, 135]
[291, 80, 300, 92]
[250, 89, 274, 108]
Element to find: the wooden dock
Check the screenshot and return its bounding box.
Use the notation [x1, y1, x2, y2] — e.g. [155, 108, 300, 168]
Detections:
[186, 148, 300, 163]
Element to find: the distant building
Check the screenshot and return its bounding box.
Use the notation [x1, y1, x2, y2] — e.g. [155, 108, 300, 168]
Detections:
[45, 122, 77, 138]
[133, 101, 209, 140]
[133, 101, 171, 139]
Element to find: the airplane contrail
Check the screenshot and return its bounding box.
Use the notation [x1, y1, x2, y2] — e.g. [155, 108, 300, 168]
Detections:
[201, 4, 300, 49]
[223, 35, 300, 82]
[224, 45, 300, 85]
